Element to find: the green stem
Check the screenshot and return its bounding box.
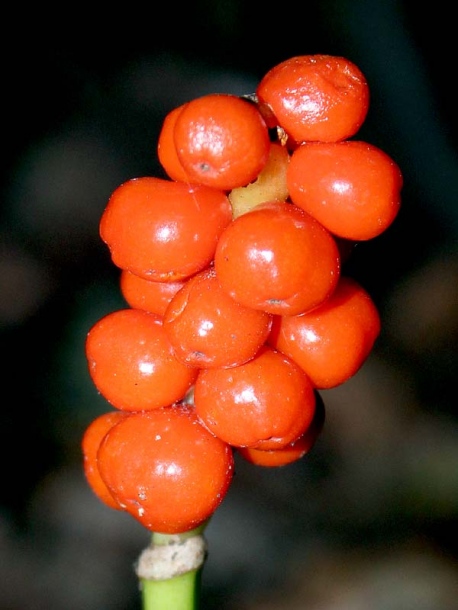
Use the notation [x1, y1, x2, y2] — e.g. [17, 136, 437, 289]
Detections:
[141, 567, 202, 610]
[136, 522, 209, 610]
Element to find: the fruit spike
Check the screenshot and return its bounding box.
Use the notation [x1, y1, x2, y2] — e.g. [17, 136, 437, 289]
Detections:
[83, 53, 401, 541]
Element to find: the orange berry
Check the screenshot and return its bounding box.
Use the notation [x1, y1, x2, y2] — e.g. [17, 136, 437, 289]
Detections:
[287, 141, 403, 240]
[157, 103, 191, 182]
[120, 269, 186, 316]
[237, 391, 325, 466]
[97, 405, 234, 534]
[173, 93, 271, 190]
[238, 438, 307, 468]
[85, 309, 198, 411]
[268, 276, 381, 388]
[256, 54, 369, 143]
[81, 410, 127, 510]
[194, 345, 316, 449]
[163, 267, 272, 369]
[99, 177, 232, 281]
[214, 200, 341, 316]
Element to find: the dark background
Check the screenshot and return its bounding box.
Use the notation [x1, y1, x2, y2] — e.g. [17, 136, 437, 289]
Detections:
[1, 1, 457, 608]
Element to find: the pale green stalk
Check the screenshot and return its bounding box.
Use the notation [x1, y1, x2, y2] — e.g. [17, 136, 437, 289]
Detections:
[136, 522, 209, 610]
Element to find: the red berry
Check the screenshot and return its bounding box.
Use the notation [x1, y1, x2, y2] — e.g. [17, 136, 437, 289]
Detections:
[157, 103, 191, 182]
[256, 54, 369, 143]
[214, 201, 341, 316]
[163, 267, 272, 368]
[100, 176, 232, 281]
[82, 410, 127, 510]
[120, 270, 186, 317]
[268, 276, 381, 388]
[237, 391, 325, 466]
[173, 93, 271, 190]
[97, 405, 234, 534]
[194, 345, 316, 449]
[85, 309, 197, 411]
[287, 141, 403, 241]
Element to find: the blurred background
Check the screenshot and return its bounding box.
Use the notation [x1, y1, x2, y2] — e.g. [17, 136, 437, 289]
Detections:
[1, 0, 457, 608]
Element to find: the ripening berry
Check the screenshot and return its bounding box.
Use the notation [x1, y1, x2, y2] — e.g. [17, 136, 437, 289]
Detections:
[97, 405, 234, 534]
[82, 410, 127, 510]
[194, 345, 316, 449]
[268, 276, 381, 388]
[100, 177, 232, 281]
[163, 267, 272, 368]
[173, 93, 271, 190]
[86, 309, 197, 411]
[287, 141, 403, 240]
[214, 201, 340, 316]
[256, 54, 369, 143]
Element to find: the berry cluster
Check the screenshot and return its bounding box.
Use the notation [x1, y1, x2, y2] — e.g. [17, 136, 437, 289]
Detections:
[83, 55, 403, 535]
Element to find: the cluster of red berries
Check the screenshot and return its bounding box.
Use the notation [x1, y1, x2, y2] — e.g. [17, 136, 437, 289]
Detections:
[83, 55, 403, 535]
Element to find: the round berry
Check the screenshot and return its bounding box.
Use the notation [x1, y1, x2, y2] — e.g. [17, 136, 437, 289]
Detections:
[97, 405, 234, 534]
[163, 267, 272, 368]
[173, 93, 271, 190]
[82, 410, 127, 510]
[120, 270, 186, 316]
[287, 141, 403, 241]
[237, 391, 325, 466]
[268, 276, 381, 388]
[214, 201, 341, 316]
[100, 177, 232, 281]
[194, 346, 316, 449]
[256, 54, 369, 143]
[85, 309, 197, 411]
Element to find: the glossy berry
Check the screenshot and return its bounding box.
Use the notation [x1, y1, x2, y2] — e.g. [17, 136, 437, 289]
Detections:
[100, 177, 232, 281]
[85, 309, 198, 411]
[173, 93, 271, 190]
[237, 391, 325, 466]
[287, 141, 403, 241]
[256, 54, 369, 143]
[82, 53, 401, 535]
[97, 405, 234, 534]
[82, 410, 127, 509]
[157, 103, 191, 182]
[163, 267, 273, 368]
[194, 345, 316, 449]
[268, 276, 381, 388]
[214, 200, 341, 316]
[120, 269, 186, 316]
